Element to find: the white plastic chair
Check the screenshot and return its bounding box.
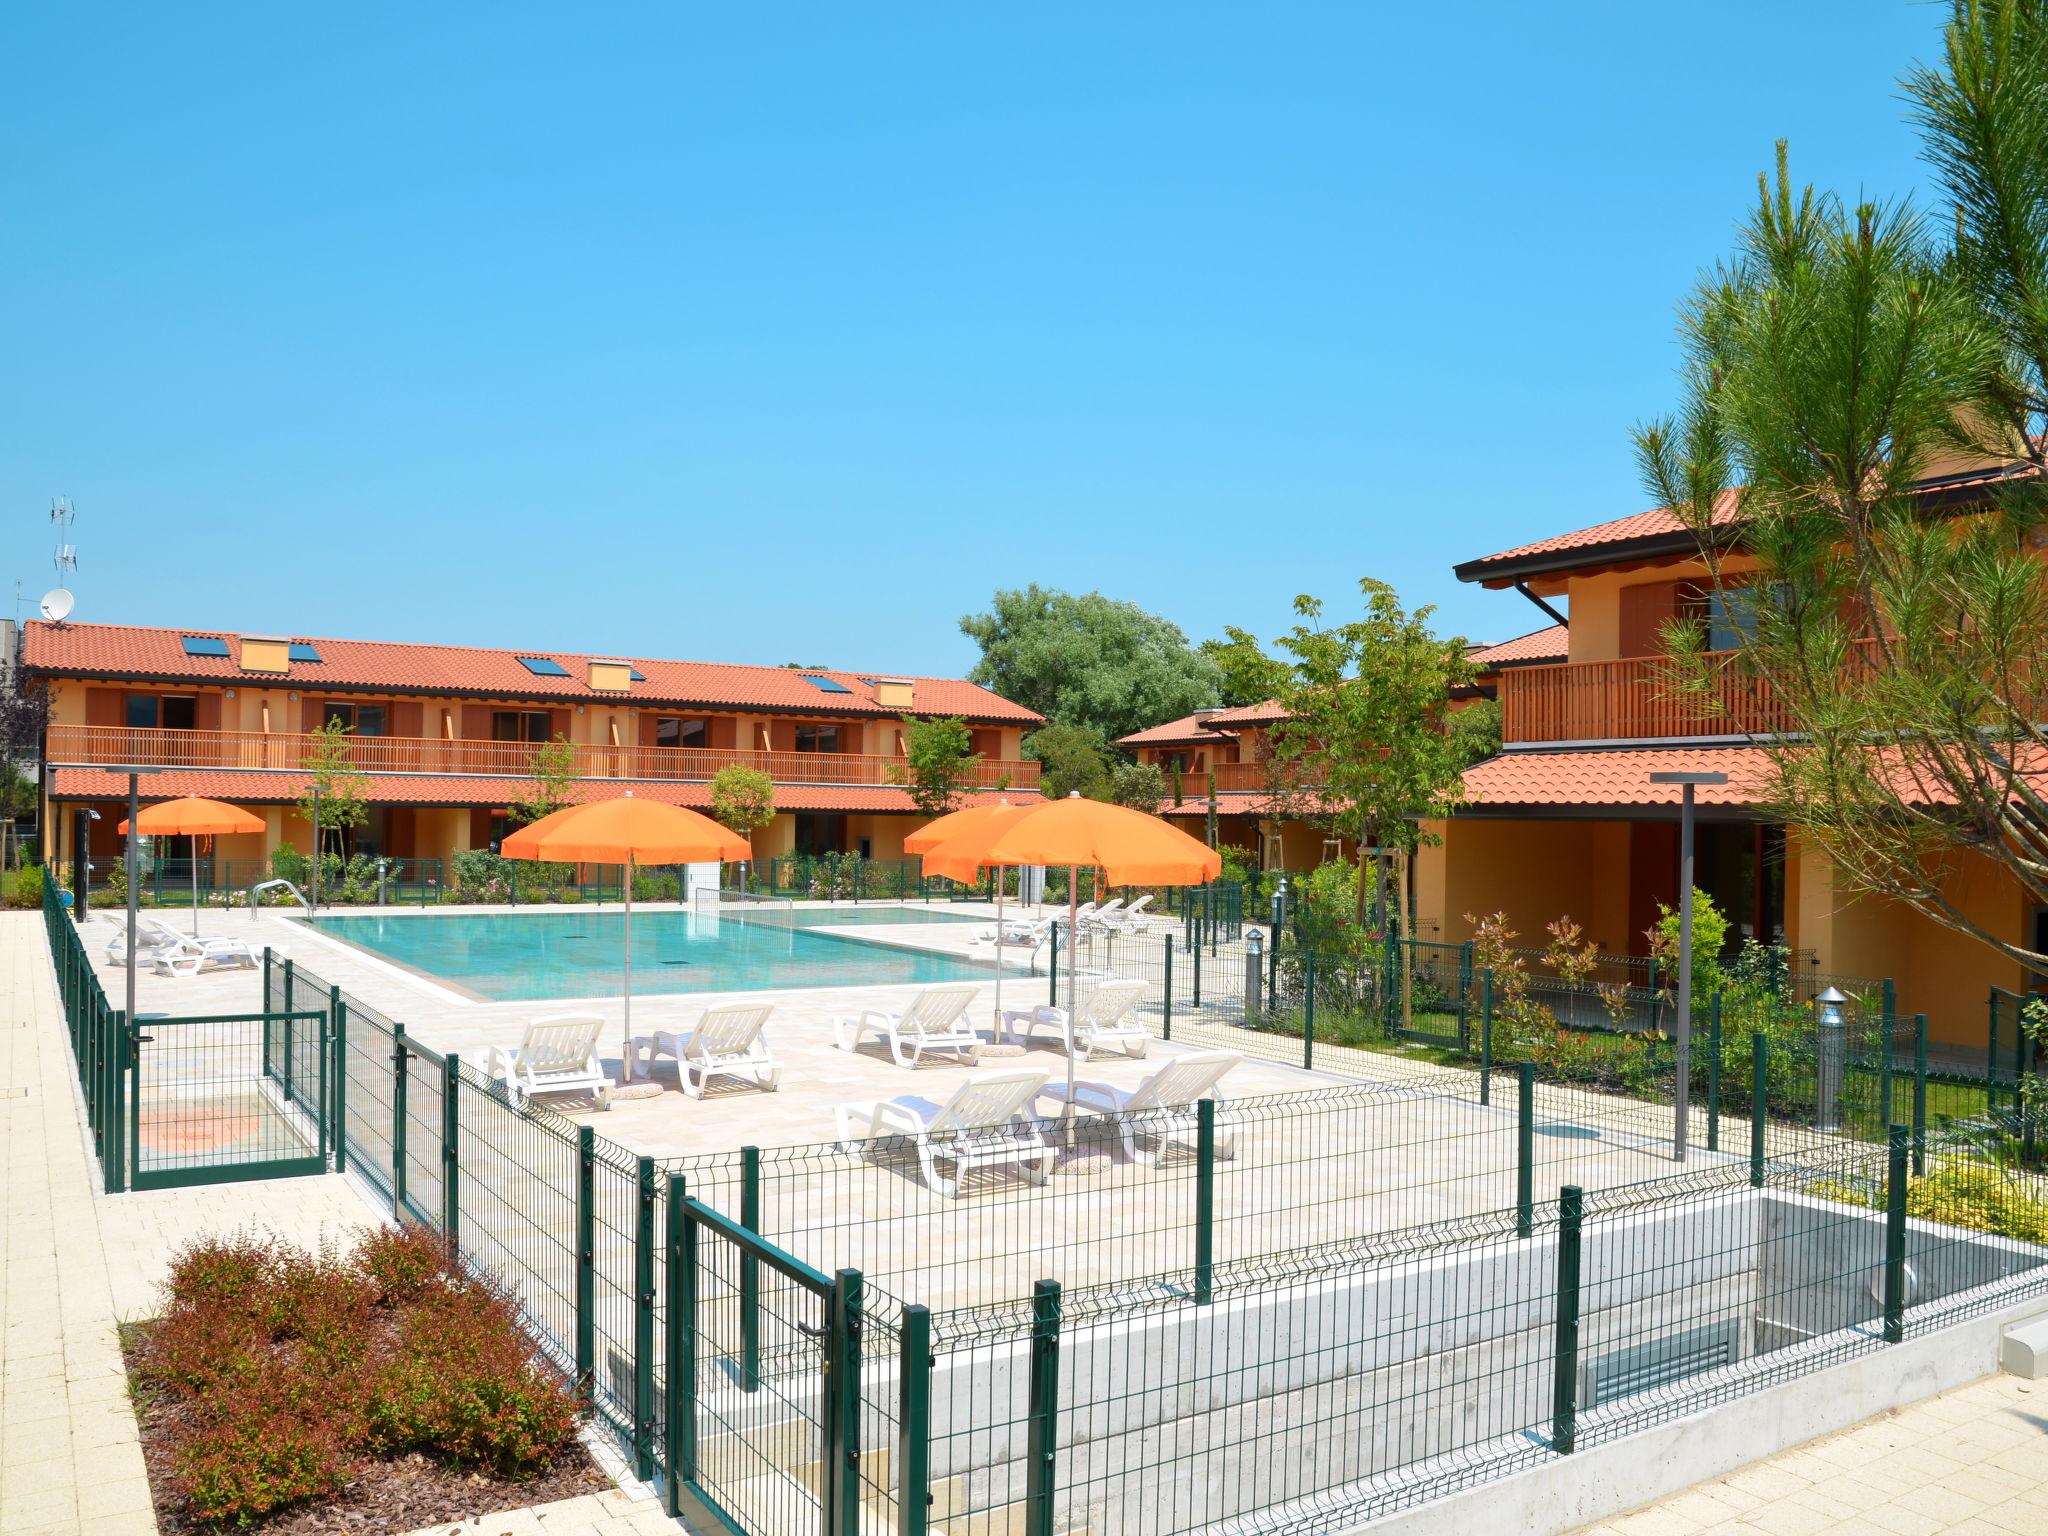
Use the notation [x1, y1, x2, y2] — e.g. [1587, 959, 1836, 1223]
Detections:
[489, 1014, 613, 1109]
[833, 984, 984, 1068]
[834, 1070, 1054, 1197]
[974, 914, 1055, 950]
[631, 1002, 780, 1098]
[1076, 897, 1126, 933]
[1037, 1049, 1241, 1165]
[1004, 978, 1152, 1061]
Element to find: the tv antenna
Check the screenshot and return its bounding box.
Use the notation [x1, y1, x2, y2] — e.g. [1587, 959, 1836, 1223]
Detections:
[42, 498, 77, 624]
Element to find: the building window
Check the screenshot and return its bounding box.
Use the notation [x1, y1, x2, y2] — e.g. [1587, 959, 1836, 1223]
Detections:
[492, 710, 552, 743]
[161, 696, 197, 731]
[656, 717, 708, 749]
[795, 724, 839, 753]
[322, 702, 387, 736]
[126, 694, 159, 729]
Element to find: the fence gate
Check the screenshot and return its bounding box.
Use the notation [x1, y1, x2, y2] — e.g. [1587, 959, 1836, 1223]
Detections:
[129, 1010, 332, 1190]
[669, 1190, 864, 1536]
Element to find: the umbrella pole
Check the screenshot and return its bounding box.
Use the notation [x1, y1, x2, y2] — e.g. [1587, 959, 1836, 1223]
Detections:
[993, 868, 1004, 1038]
[622, 857, 635, 1082]
[1063, 866, 1079, 1132]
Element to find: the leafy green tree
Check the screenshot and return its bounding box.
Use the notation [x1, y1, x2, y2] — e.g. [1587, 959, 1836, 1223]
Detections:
[1107, 761, 1167, 814]
[708, 764, 775, 845]
[510, 736, 583, 827]
[1265, 579, 1477, 925]
[1199, 625, 1292, 709]
[297, 717, 369, 859]
[1635, 107, 2045, 967]
[1447, 697, 1503, 766]
[890, 715, 982, 816]
[1022, 722, 1111, 801]
[960, 585, 1222, 745]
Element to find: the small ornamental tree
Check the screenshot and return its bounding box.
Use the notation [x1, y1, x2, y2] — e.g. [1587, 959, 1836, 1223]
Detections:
[1023, 722, 1110, 801]
[297, 718, 369, 860]
[509, 736, 582, 828]
[891, 716, 981, 817]
[1266, 579, 1477, 928]
[708, 764, 775, 848]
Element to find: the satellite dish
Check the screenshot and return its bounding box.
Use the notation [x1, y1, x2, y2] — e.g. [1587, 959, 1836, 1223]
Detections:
[40, 587, 74, 623]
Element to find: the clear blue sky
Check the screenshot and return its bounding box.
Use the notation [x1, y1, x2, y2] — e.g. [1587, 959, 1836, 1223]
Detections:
[0, 3, 1945, 676]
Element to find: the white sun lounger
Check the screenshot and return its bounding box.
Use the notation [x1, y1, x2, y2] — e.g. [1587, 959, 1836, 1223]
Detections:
[1075, 897, 1125, 932]
[110, 917, 258, 975]
[1002, 978, 1152, 1061]
[834, 1070, 1054, 1197]
[489, 1013, 613, 1110]
[833, 983, 984, 1068]
[1037, 1050, 1241, 1165]
[630, 1002, 780, 1098]
[975, 914, 1055, 950]
[1102, 893, 1156, 935]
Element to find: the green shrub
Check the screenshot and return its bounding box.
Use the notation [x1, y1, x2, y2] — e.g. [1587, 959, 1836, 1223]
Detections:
[10, 863, 43, 909]
[175, 1361, 351, 1525]
[358, 1225, 448, 1308]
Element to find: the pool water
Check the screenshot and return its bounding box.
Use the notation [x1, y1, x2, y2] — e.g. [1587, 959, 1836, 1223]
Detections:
[306, 906, 989, 1001]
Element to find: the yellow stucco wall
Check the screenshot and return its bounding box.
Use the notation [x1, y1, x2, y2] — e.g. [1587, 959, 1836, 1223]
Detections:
[1422, 816, 1639, 956]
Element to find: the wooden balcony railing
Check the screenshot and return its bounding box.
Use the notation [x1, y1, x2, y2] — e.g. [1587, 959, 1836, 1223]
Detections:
[1500, 651, 1803, 744]
[45, 723, 1041, 791]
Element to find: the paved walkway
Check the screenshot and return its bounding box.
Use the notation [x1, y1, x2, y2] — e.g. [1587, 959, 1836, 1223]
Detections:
[1573, 1372, 2048, 1536]
[0, 911, 664, 1536]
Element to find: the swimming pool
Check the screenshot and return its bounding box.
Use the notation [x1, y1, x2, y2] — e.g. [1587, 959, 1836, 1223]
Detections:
[305, 906, 990, 1001]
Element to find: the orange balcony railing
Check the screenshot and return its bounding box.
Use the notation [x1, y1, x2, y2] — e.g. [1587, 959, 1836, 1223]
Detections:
[45, 723, 1041, 790]
[1500, 651, 1808, 743]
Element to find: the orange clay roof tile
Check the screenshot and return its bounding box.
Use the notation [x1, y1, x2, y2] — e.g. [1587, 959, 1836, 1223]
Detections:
[23, 622, 1041, 723]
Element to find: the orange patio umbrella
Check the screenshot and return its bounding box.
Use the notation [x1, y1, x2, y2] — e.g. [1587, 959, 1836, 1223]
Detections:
[917, 792, 1222, 1115]
[500, 793, 752, 1077]
[117, 796, 266, 935]
[905, 800, 1036, 1028]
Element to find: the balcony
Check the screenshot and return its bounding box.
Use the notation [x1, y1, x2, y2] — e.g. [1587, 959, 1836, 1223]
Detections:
[45, 724, 1041, 791]
[1500, 652, 1800, 744]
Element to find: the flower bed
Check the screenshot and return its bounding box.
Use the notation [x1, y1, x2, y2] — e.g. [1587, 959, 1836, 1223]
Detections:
[124, 1226, 605, 1532]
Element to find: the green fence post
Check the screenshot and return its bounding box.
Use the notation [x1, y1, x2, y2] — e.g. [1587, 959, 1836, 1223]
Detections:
[1646, 958, 1660, 1037]
[1383, 928, 1401, 1035]
[740, 1144, 761, 1393]
[1048, 925, 1058, 1007]
[262, 947, 274, 1079]
[828, 1268, 865, 1536]
[1193, 939, 1203, 1010]
[1880, 1015, 1895, 1132]
[441, 1053, 461, 1247]
[1194, 1099, 1215, 1304]
[1884, 1126, 1909, 1344]
[1480, 969, 1495, 1105]
[1750, 1035, 1768, 1188]
[665, 1173, 695, 1514]
[1517, 1063, 1535, 1239]
[634, 1155, 656, 1482]
[1988, 987, 2000, 1101]
[1302, 950, 1315, 1069]
[898, 1303, 931, 1536]
[282, 957, 296, 1099]
[576, 1126, 595, 1394]
[1551, 1184, 1583, 1454]
[1162, 937, 1174, 1041]
[1912, 1015, 1929, 1176]
[108, 1009, 127, 1195]
[1707, 994, 1722, 1154]
[392, 1027, 409, 1217]
[1025, 1279, 1061, 1536]
[330, 986, 347, 1173]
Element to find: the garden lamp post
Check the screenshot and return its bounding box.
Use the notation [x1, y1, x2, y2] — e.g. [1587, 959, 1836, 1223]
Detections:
[1649, 770, 1727, 1163]
[106, 766, 164, 1030]
[1815, 986, 1850, 1133]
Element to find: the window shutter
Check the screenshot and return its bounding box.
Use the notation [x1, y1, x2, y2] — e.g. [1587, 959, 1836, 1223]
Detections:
[1618, 581, 1680, 657]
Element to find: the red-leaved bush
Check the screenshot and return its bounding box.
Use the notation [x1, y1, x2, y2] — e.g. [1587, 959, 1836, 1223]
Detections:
[134, 1224, 581, 1527]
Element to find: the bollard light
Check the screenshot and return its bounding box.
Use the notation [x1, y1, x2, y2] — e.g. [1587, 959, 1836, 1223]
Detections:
[1244, 927, 1265, 1023]
[1815, 985, 1850, 1133]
